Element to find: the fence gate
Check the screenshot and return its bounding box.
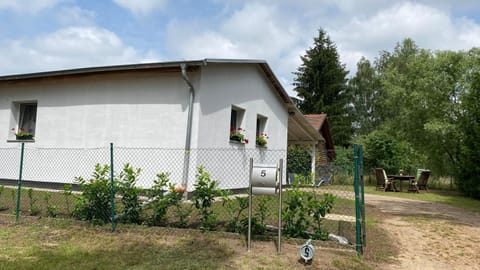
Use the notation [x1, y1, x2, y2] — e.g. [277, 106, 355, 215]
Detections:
[354, 144, 366, 254]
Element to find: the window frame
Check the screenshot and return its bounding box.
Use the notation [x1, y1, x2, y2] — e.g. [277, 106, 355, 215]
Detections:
[8, 101, 37, 142]
[256, 114, 268, 147]
[229, 105, 246, 143]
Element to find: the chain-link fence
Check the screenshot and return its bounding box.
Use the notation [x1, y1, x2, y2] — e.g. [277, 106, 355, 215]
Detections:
[0, 143, 362, 250]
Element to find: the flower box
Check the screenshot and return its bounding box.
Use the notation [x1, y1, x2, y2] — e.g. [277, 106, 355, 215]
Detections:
[255, 133, 268, 147]
[16, 134, 34, 140]
[11, 128, 34, 141]
[230, 128, 249, 144]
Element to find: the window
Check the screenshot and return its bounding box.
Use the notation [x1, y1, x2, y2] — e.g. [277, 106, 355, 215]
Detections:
[19, 103, 37, 135]
[256, 115, 268, 146]
[229, 106, 246, 143]
[10, 101, 37, 140]
[230, 109, 238, 131]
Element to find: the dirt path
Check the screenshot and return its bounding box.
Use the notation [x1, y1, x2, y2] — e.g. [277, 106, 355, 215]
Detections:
[366, 194, 480, 270]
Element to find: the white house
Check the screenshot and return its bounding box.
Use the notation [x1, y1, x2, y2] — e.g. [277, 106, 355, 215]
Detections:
[0, 59, 321, 190]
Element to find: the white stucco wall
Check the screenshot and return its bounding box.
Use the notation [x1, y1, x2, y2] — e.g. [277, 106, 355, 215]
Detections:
[0, 63, 288, 190]
[186, 63, 288, 190]
[0, 70, 195, 186]
[196, 63, 289, 149]
[0, 70, 193, 148]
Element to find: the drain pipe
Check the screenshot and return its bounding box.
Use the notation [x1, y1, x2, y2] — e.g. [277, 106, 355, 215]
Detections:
[181, 63, 195, 194]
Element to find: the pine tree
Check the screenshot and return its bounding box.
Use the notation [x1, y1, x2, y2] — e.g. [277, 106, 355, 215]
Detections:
[293, 29, 352, 146]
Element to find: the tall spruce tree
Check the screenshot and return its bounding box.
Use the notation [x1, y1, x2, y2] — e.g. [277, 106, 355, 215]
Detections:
[293, 29, 352, 146]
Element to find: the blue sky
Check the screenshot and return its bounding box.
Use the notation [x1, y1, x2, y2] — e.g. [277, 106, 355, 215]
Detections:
[1, 0, 480, 95]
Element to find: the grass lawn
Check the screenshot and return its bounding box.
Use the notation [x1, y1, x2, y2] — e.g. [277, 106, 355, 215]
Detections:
[0, 216, 383, 270]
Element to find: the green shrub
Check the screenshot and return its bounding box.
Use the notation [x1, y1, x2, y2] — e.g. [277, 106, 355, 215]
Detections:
[283, 180, 311, 238]
[44, 193, 58, 218]
[117, 164, 142, 224]
[332, 146, 354, 176]
[255, 196, 270, 234]
[0, 185, 7, 210]
[172, 202, 192, 228]
[192, 167, 225, 231]
[356, 131, 422, 174]
[225, 196, 249, 233]
[283, 180, 336, 240]
[287, 145, 312, 177]
[146, 173, 184, 226]
[310, 193, 335, 240]
[27, 188, 40, 216]
[73, 164, 113, 225]
[63, 184, 73, 216]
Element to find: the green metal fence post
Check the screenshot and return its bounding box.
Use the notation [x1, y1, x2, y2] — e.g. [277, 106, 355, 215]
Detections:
[353, 144, 363, 255]
[110, 142, 116, 232]
[360, 146, 366, 248]
[15, 142, 25, 224]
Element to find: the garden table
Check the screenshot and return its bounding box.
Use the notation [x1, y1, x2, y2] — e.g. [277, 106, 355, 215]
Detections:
[388, 175, 415, 192]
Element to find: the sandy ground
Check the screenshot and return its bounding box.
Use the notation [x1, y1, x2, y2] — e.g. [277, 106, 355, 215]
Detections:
[366, 194, 480, 270]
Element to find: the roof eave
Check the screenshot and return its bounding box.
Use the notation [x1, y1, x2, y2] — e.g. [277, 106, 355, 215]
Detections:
[0, 60, 208, 82]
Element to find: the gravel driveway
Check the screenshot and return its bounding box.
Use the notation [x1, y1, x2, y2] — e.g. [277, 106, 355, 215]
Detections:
[366, 194, 480, 270]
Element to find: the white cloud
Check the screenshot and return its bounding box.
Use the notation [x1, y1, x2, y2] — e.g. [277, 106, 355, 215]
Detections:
[0, 27, 161, 75]
[3, 0, 479, 97]
[329, 2, 480, 75]
[56, 6, 96, 26]
[0, 0, 63, 13]
[112, 0, 168, 16]
[166, 2, 305, 84]
[221, 2, 299, 59]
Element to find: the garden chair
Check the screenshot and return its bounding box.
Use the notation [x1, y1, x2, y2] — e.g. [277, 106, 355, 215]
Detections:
[375, 168, 396, 191]
[409, 169, 431, 192]
[315, 174, 332, 187]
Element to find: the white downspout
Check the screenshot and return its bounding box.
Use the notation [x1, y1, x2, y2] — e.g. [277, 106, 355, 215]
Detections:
[181, 64, 195, 192]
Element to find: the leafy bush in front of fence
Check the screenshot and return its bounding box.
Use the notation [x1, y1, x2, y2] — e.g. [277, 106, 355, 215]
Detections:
[63, 184, 73, 216]
[73, 164, 113, 225]
[145, 172, 184, 226]
[283, 180, 311, 238]
[117, 163, 143, 224]
[27, 188, 40, 216]
[172, 200, 193, 228]
[0, 185, 7, 210]
[283, 180, 336, 240]
[310, 193, 335, 240]
[44, 193, 58, 218]
[255, 196, 270, 234]
[192, 166, 226, 231]
[225, 196, 248, 233]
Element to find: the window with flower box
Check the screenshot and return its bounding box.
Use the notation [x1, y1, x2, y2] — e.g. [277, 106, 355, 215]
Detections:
[256, 115, 268, 147]
[229, 106, 248, 143]
[9, 101, 37, 141]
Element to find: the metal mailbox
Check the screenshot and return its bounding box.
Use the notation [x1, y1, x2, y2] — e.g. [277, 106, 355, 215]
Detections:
[251, 163, 278, 195]
[248, 158, 283, 254]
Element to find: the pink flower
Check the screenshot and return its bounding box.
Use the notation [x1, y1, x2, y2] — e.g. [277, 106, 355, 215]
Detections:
[244, 139, 249, 144]
[174, 185, 186, 193]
